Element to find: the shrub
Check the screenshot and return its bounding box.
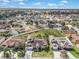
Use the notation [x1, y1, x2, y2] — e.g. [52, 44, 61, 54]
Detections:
[17, 50, 25, 57]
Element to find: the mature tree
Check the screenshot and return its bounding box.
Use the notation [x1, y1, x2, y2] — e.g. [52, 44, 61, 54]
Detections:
[17, 50, 25, 57]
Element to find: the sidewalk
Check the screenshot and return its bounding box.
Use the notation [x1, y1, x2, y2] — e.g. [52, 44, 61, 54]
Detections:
[32, 58, 52, 59]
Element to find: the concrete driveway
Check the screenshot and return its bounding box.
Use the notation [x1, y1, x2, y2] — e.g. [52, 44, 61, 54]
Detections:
[53, 51, 62, 59]
[53, 51, 76, 59]
[25, 51, 32, 59]
[0, 51, 3, 58]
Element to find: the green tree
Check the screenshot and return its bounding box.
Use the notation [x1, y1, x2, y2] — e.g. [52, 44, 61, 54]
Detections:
[3, 48, 11, 58]
[17, 50, 25, 57]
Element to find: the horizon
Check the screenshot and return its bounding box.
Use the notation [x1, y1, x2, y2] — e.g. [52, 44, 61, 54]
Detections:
[0, 8, 79, 9]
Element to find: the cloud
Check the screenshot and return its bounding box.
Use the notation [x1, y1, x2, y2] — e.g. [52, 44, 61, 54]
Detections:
[2, 2, 7, 4]
[0, 0, 10, 2]
[35, 2, 40, 5]
[4, 0, 25, 2]
[19, 2, 24, 5]
[48, 3, 56, 6]
[59, 3, 65, 6]
[61, 0, 68, 3]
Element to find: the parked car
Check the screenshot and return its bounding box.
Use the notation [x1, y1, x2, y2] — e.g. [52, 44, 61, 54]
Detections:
[52, 43, 59, 50]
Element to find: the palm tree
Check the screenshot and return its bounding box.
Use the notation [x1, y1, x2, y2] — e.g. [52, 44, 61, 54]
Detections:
[3, 48, 11, 58]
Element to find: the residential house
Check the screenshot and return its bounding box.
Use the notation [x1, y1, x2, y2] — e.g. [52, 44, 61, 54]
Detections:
[49, 36, 73, 50]
[0, 37, 5, 44]
[2, 37, 25, 47]
[27, 38, 48, 51]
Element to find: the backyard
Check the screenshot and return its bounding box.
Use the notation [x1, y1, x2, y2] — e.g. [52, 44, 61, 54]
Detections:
[16, 29, 65, 39]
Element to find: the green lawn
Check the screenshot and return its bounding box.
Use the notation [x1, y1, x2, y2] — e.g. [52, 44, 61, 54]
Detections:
[70, 51, 79, 58]
[32, 50, 53, 58]
[39, 29, 64, 37]
[16, 34, 28, 39]
[70, 46, 79, 58]
[31, 29, 65, 38]
[16, 29, 64, 39]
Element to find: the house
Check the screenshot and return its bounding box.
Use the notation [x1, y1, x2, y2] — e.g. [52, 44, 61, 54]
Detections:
[63, 29, 76, 36]
[76, 44, 79, 49]
[72, 38, 79, 44]
[2, 38, 16, 47]
[0, 37, 5, 44]
[64, 42, 73, 50]
[58, 37, 73, 50]
[69, 34, 79, 44]
[27, 38, 48, 51]
[65, 25, 73, 30]
[72, 27, 79, 34]
[49, 36, 73, 50]
[49, 36, 59, 50]
[2, 37, 25, 47]
[10, 30, 18, 36]
[56, 23, 62, 27]
[0, 20, 11, 29]
[47, 20, 55, 28]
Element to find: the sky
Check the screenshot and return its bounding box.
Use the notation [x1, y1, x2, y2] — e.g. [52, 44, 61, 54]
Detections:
[0, 0, 79, 8]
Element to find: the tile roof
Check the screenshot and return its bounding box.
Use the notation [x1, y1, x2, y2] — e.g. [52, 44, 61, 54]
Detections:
[32, 39, 47, 47]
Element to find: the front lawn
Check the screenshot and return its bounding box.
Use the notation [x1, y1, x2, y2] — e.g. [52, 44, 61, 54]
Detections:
[32, 50, 53, 58]
[70, 46, 79, 58]
[70, 51, 79, 58]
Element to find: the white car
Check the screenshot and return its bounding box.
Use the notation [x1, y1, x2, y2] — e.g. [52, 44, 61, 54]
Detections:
[52, 43, 59, 50]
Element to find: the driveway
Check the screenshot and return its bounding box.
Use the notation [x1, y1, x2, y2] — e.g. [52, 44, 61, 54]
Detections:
[25, 51, 32, 59]
[25, 46, 33, 59]
[53, 51, 76, 59]
[0, 51, 3, 58]
[53, 51, 62, 59]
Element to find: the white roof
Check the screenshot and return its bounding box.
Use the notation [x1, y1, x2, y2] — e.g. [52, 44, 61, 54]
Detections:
[73, 27, 79, 32]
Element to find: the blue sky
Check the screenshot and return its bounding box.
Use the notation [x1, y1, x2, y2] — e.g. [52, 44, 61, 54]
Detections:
[0, 0, 79, 8]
